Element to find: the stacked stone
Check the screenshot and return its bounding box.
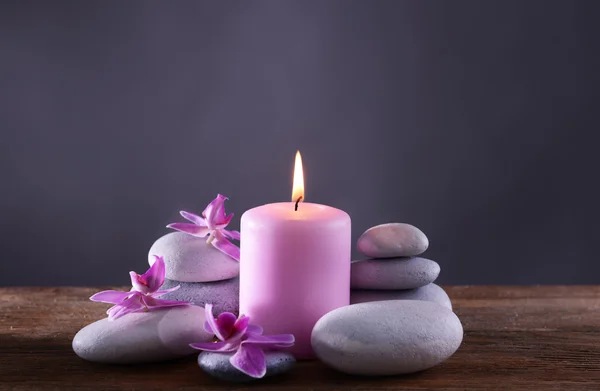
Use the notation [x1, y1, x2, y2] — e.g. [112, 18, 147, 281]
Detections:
[149, 232, 240, 315]
[72, 231, 241, 365]
[73, 232, 293, 373]
[311, 223, 462, 376]
[350, 223, 451, 310]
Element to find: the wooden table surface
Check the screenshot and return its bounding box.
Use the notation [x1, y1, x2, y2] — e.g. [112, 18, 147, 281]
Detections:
[1, 286, 600, 390]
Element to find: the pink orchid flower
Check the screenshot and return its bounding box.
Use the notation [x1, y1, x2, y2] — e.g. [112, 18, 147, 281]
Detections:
[90, 255, 191, 320]
[167, 194, 240, 261]
[190, 304, 295, 379]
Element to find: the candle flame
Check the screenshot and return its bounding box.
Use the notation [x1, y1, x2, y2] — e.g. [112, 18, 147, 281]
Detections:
[292, 150, 304, 203]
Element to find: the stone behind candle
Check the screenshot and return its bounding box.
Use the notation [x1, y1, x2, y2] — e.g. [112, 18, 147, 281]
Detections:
[148, 232, 239, 282]
[311, 300, 463, 375]
[351, 257, 440, 290]
[198, 351, 296, 382]
[72, 305, 212, 364]
[350, 283, 452, 310]
[159, 277, 239, 315]
[357, 223, 429, 258]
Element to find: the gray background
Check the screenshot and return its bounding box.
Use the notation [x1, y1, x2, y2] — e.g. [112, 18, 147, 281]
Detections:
[1, 0, 598, 286]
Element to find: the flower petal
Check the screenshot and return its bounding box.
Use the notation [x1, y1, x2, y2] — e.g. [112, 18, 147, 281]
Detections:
[214, 214, 233, 229]
[136, 255, 165, 292]
[204, 304, 227, 341]
[152, 285, 180, 297]
[230, 344, 267, 378]
[229, 315, 250, 343]
[223, 229, 241, 241]
[106, 293, 144, 320]
[89, 290, 132, 304]
[246, 324, 264, 336]
[179, 210, 207, 226]
[167, 223, 211, 238]
[212, 232, 240, 261]
[243, 333, 295, 348]
[189, 341, 239, 352]
[129, 272, 151, 294]
[217, 312, 237, 335]
[202, 194, 228, 224]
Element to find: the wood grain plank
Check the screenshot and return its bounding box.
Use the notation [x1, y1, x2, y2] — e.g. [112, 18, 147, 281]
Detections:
[1, 286, 600, 390]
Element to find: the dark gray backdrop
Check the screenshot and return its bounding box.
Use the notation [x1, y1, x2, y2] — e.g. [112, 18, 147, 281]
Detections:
[1, 0, 599, 286]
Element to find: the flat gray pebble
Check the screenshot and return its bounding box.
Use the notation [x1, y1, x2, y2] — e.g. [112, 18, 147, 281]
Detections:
[160, 277, 239, 315]
[351, 257, 440, 290]
[149, 232, 239, 282]
[357, 223, 429, 258]
[311, 300, 463, 375]
[198, 351, 296, 382]
[72, 306, 212, 364]
[351, 283, 452, 310]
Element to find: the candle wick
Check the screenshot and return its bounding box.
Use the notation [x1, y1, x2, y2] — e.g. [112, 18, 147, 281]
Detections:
[294, 196, 303, 211]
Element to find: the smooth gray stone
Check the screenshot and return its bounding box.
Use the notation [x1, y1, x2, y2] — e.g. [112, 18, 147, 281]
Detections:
[351, 257, 440, 290]
[357, 223, 429, 258]
[148, 232, 239, 282]
[72, 305, 212, 364]
[350, 283, 452, 310]
[160, 277, 239, 315]
[311, 300, 463, 375]
[198, 351, 296, 382]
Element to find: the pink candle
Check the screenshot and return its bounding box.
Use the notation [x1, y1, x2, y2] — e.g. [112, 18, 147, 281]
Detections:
[239, 152, 351, 359]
